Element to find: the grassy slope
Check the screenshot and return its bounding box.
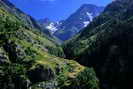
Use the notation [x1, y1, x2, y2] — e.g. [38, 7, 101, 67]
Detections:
[0, 4, 99, 89]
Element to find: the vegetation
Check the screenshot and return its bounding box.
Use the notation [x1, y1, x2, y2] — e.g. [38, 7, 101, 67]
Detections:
[0, 1, 99, 89]
[63, 0, 133, 89]
[57, 68, 99, 89]
[2, 0, 133, 89]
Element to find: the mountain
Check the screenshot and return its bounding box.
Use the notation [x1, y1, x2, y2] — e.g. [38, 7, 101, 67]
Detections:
[39, 18, 63, 34]
[0, 0, 99, 89]
[63, 0, 133, 89]
[0, 0, 53, 38]
[0, 0, 65, 57]
[0, 0, 41, 29]
[54, 4, 104, 41]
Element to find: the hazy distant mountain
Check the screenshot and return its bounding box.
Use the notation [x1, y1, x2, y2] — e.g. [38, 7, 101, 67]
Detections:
[38, 18, 63, 34]
[54, 4, 104, 41]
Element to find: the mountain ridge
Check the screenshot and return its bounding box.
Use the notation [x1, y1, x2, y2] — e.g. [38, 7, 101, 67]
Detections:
[54, 4, 104, 41]
[39, 4, 104, 41]
[63, 0, 133, 89]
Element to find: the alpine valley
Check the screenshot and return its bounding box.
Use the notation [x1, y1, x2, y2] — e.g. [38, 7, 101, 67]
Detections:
[0, 0, 99, 89]
[39, 4, 104, 41]
[0, 0, 131, 89]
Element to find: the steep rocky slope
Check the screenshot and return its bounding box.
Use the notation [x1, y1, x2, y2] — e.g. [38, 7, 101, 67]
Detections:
[38, 18, 62, 34]
[0, 0, 99, 89]
[63, 0, 132, 89]
[54, 4, 104, 41]
[0, 0, 65, 57]
[0, 0, 52, 38]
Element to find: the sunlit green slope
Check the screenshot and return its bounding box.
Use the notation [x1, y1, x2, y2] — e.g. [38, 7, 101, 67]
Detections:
[0, 1, 99, 89]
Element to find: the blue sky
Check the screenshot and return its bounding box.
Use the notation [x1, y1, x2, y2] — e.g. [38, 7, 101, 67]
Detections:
[9, 0, 112, 21]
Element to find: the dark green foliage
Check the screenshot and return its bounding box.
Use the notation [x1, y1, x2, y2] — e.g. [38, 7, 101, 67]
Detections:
[72, 68, 99, 89]
[0, 64, 28, 89]
[64, 17, 133, 89]
[57, 68, 99, 89]
[46, 46, 65, 58]
[57, 73, 68, 88]
[0, 15, 21, 33]
[63, 1, 133, 89]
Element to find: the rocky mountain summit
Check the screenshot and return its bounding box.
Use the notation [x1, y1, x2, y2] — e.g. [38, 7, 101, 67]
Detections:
[54, 4, 104, 41]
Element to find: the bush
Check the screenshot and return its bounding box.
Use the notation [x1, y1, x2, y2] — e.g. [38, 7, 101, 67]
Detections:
[57, 68, 99, 89]
[0, 15, 21, 33]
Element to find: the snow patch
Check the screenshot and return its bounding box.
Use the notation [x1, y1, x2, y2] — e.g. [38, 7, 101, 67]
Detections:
[86, 12, 93, 21]
[46, 22, 58, 34]
[83, 12, 94, 27]
[83, 21, 90, 27]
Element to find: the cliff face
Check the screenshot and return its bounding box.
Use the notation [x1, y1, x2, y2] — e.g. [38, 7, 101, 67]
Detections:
[54, 4, 104, 41]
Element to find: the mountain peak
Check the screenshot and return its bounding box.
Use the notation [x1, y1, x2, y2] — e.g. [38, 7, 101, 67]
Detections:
[43, 18, 50, 22]
[80, 4, 104, 10]
[78, 4, 103, 12]
[81, 4, 97, 8]
[54, 4, 104, 41]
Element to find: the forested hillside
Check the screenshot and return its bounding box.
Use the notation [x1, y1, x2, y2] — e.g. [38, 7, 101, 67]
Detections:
[63, 0, 132, 89]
